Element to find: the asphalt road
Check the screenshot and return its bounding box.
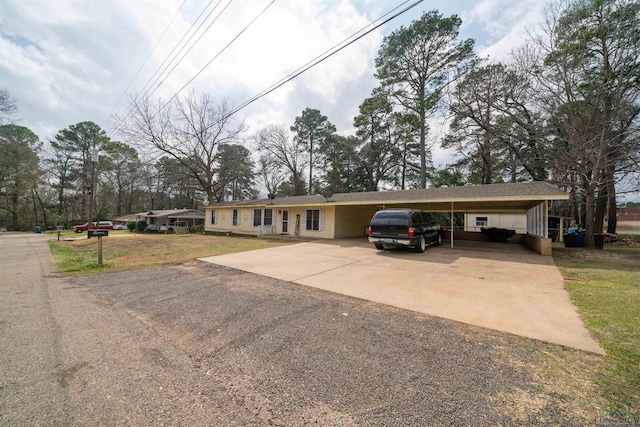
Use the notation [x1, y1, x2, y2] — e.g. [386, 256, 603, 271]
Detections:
[1, 233, 587, 426]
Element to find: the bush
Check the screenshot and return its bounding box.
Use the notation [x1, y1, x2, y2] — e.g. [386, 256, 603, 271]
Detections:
[126, 221, 136, 232]
[135, 221, 147, 232]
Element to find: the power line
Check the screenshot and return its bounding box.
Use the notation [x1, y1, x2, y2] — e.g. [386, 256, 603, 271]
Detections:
[106, 0, 188, 129]
[138, 0, 228, 101]
[213, 0, 423, 129]
[109, 0, 225, 138]
[119, 0, 421, 166]
[159, 0, 276, 110]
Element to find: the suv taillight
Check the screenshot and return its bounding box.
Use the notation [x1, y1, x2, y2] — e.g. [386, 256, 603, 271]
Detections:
[408, 227, 415, 237]
[368, 226, 372, 235]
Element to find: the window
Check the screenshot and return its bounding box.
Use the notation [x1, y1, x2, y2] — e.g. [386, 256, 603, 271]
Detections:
[475, 216, 489, 227]
[263, 209, 273, 226]
[306, 209, 323, 231]
[210, 210, 217, 225]
[252, 209, 274, 227]
[253, 209, 262, 227]
[232, 209, 240, 226]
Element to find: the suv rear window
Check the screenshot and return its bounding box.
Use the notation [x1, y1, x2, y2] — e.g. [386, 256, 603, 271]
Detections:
[371, 211, 410, 227]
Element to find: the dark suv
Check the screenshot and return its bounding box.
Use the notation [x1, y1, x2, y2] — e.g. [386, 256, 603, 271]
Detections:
[368, 209, 441, 253]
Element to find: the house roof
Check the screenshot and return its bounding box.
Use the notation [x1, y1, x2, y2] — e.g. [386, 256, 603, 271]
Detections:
[209, 181, 569, 212]
[121, 209, 205, 218]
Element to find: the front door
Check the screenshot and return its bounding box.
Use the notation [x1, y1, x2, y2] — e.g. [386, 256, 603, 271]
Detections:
[282, 210, 289, 234]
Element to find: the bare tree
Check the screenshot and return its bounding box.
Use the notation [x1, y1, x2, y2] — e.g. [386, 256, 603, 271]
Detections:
[118, 91, 246, 204]
[256, 125, 307, 196]
[0, 89, 19, 125]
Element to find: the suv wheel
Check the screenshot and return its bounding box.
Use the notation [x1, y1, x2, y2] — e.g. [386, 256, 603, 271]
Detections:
[375, 242, 384, 250]
[414, 236, 426, 253]
[436, 233, 442, 246]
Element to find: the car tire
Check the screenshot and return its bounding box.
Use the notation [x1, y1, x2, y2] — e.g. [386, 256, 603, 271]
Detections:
[375, 242, 384, 250]
[414, 236, 426, 253]
[436, 232, 442, 246]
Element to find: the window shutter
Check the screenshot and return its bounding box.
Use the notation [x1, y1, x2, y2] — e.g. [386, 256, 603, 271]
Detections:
[237, 210, 241, 226]
[319, 210, 325, 231]
[251, 209, 255, 227]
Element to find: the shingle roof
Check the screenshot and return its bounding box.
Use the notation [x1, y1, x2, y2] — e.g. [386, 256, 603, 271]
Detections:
[211, 181, 568, 208]
[133, 209, 204, 218]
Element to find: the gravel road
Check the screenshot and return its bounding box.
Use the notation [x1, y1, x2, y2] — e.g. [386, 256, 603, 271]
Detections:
[1, 233, 591, 426]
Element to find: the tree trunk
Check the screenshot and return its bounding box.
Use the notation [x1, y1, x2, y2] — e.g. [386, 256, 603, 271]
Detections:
[583, 183, 595, 248]
[594, 181, 606, 234]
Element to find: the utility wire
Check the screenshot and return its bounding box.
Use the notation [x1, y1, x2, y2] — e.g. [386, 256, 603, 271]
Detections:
[109, 0, 225, 138]
[212, 0, 422, 130]
[120, 0, 420, 166]
[140, 0, 228, 101]
[106, 0, 187, 133]
[159, 0, 276, 110]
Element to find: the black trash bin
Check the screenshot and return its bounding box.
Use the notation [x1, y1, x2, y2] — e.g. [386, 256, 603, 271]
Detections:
[564, 234, 577, 248]
[594, 234, 604, 249]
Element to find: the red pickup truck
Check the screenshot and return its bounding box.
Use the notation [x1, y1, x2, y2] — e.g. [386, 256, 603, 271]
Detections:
[73, 221, 114, 233]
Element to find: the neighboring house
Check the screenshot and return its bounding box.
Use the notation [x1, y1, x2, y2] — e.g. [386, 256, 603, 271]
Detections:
[118, 209, 205, 233]
[617, 207, 640, 221]
[204, 181, 570, 255]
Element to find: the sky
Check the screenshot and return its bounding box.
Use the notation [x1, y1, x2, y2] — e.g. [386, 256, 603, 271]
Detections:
[0, 0, 547, 168]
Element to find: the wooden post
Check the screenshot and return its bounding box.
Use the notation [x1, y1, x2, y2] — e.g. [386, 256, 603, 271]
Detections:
[98, 236, 103, 265]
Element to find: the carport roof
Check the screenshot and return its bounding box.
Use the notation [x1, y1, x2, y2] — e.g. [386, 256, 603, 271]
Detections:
[211, 181, 569, 211]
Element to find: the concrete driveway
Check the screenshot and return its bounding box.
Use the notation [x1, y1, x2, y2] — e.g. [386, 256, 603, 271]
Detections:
[200, 239, 602, 354]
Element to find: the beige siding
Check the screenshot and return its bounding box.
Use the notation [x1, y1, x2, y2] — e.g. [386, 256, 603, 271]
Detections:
[285, 206, 335, 239]
[465, 212, 527, 234]
[205, 205, 336, 238]
[204, 207, 258, 235]
[334, 205, 378, 238]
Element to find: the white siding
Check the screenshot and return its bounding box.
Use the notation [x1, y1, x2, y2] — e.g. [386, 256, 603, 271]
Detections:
[465, 212, 527, 234]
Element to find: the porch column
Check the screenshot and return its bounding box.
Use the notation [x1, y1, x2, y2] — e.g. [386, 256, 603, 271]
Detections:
[450, 202, 454, 249]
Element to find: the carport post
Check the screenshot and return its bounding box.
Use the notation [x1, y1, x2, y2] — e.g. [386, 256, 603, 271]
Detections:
[450, 202, 454, 248]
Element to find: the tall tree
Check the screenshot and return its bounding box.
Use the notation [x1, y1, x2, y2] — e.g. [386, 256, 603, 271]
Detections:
[48, 121, 110, 223]
[103, 141, 141, 216]
[256, 125, 307, 196]
[120, 91, 246, 204]
[375, 10, 475, 188]
[353, 90, 402, 191]
[290, 108, 336, 194]
[216, 144, 255, 201]
[317, 134, 360, 193]
[0, 125, 42, 230]
[536, 0, 640, 243]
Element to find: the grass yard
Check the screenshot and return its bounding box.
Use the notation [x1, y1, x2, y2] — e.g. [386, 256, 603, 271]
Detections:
[553, 235, 640, 415]
[49, 233, 290, 273]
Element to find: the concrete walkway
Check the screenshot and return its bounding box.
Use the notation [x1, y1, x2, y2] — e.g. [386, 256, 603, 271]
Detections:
[200, 239, 603, 354]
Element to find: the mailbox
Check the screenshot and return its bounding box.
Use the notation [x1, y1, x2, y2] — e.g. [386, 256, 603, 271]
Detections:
[88, 229, 109, 238]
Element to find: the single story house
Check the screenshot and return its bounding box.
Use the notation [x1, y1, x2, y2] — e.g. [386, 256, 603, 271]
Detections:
[204, 181, 570, 255]
[115, 209, 205, 233]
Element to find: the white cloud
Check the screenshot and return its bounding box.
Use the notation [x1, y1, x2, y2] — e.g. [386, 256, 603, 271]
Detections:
[1, 0, 545, 171]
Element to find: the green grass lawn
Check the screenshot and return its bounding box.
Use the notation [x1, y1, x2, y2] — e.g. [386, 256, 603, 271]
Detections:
[553, 237, 640, 413]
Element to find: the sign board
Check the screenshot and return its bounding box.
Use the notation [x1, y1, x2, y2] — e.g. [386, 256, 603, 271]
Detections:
[88, 229, 109, 238]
